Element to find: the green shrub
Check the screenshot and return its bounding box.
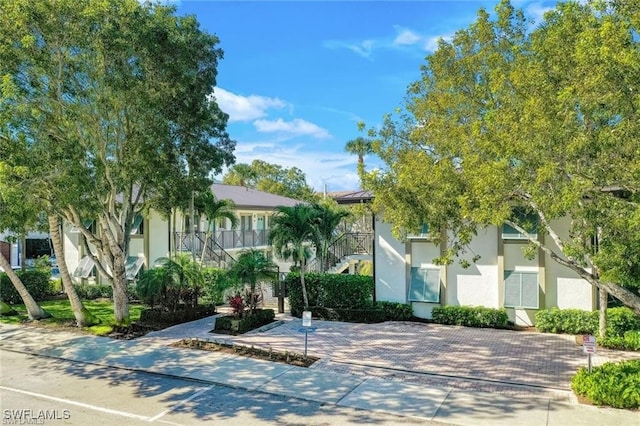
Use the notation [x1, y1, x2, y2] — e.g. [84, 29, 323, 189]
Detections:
[285, 272, 374, 316]
[213, 309, 275, 334]
[600, 330, 640, 351]
[203, 267, 231, 305]
[535, 308, 598, 334]
[431, 305, 509, 328]
[571, 359, 640, 409]
[535, 307, 639, 338]
[0, 270, 53, 304]
[605, 307, 640, 337]
[309, 306, 387, 323]
[73, 283, 113, 300]
[375, 301, 413, 321]
[139, 304, 216, 327]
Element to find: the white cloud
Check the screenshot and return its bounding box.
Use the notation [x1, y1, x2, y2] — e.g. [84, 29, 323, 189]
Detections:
[227, 141, 366, 191]
[253, 118, 331, 139]
[524, 2, 554, 26]
[393, 27, 421, 46]
[326, 26, 453, 59]
[323, 39, 376, 59]
[213, 88, 286, 123]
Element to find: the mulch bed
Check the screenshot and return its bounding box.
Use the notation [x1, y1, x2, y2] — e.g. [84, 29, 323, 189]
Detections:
[171, 338, 319, 367]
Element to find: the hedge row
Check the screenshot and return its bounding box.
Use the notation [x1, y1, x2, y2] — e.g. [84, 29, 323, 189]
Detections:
[431, 305, 509, 328]
[72, 283, 138, 301]
[214, 309, 275, 334]
[285, 272, 373, 316]
[307, 306, 387, 323]
[139, 304, 217, 327]
[0, 270, 52, 304]
[535, 307, 640, 336]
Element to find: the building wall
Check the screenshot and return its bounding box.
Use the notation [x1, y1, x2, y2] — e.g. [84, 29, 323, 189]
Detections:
[374, 218, 596, 326]
[374, 219, 407, 303]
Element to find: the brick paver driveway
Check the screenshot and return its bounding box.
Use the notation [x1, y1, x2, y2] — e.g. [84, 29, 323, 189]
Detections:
[203, 318, 639, 397]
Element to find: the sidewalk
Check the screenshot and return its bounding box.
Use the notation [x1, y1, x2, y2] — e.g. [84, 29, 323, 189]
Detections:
[0, 320, 637, 425]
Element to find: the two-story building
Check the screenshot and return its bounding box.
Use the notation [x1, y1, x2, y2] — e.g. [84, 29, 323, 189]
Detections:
[63, 183, 303, 283]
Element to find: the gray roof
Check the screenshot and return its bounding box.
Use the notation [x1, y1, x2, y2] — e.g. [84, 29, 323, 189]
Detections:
[211, 184, 303, 209]
[327, 190, 374, 205]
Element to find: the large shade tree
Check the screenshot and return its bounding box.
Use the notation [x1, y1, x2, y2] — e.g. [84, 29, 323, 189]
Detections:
[362, 0, 640, 316]
[0, 0, 235, 324]
[224, 160, 317, 202]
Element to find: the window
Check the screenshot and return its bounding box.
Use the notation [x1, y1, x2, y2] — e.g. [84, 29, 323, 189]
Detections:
[408, 267, 441, 303]
[504, 271, 539, 309]
[502, 209, 537, 239]
[125, 256, 145, 280]
[130, 214, 144, 235]
[240, 215, 252, 231]
[73, 256, 95, 279]
[70, 220, 94, 234]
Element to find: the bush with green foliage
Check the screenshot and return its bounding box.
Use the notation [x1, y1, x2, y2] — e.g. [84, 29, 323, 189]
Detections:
[431, 305, 509, 328]
[202, 267, 231, 305]
[309, 306, 387, 323]
[375, 301, 413, 321]
[599, 331, 640, 351]
[605, 307, 640, 337]
[136, 255, 204, 311]
[139, 304, 216, 327]
[535, 307, 640, 349]
[572, 359, 640, 409]
[72, 283, 137, 301]
[285, 272, 373, 316]
[535, 308, 598, 335]
[0, 270, 53, 304]
[214, 308, 275, 334]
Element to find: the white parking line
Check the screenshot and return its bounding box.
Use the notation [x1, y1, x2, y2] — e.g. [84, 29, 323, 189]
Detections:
[148, 385, 214, 422]
[0, 385, 151, 422]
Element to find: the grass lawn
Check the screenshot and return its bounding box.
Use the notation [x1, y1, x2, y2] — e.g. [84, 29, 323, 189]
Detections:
[0, 299, 144, 336]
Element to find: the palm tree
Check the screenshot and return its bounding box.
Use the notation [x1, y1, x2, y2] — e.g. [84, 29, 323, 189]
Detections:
[228, 249, 277, 314]
[268, 204, 320, 309]
[312, 203, 350, 272]
[344, 137, 373, 179]
[137, 254, 204, 311]
[48, 214, 100, 326]
[195, 191, 238, 265]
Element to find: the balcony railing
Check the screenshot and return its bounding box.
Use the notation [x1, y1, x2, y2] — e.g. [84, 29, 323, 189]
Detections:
[174, 229, 270, 253]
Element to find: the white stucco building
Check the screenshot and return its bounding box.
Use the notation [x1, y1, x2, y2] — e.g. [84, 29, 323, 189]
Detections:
[374, 216, 596, 326]
[63, 184, 303, 284]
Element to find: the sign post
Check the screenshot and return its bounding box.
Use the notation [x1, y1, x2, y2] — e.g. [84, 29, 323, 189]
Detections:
[299, 311, 316, 361]
[582, 334, 596, 373]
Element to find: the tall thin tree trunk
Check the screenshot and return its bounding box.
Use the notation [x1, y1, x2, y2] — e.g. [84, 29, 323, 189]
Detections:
[48, 215, 100, 327]
[300, 250, 309, 309]
[599, 289, 607, 338]
[0, 251, 50, 320]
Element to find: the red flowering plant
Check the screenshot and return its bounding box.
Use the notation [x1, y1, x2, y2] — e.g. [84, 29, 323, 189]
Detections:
[228, 294, 245, 318]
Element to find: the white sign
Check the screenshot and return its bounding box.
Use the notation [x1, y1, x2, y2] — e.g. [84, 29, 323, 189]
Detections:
[582, 334, 596, 354]
[302, 311, 312, 327]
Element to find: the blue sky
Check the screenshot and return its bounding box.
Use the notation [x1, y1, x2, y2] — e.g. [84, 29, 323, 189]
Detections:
[173, 1, 558, 192]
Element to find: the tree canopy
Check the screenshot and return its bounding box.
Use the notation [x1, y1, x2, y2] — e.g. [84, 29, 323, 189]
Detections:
[223, 160, 317, 202]
[362, 0, 640, 314]
[0, 0, 235, 323]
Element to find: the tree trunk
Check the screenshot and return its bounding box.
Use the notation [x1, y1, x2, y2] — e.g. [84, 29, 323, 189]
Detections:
[111, 255, 131, 326]
[599, 289, 607, 338]
[0, 251, 50, 320]
[300, 252, 309, 309]
[48, 215, 100, 327]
